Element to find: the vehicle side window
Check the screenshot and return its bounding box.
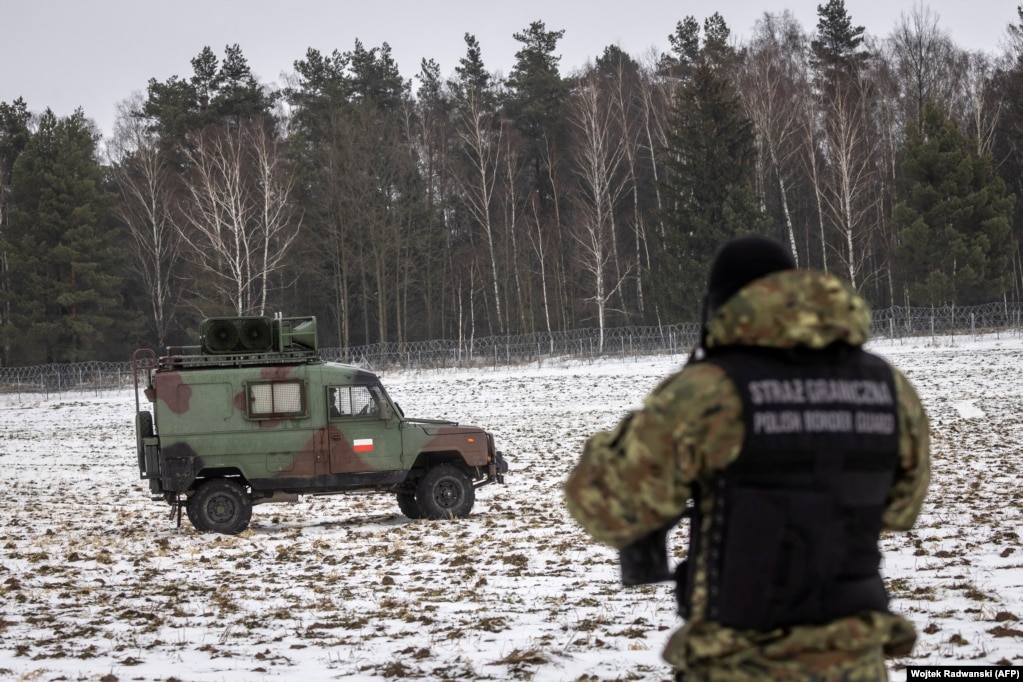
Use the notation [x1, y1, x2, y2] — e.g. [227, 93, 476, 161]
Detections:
[247, 380, 306, 419]
[329, 386, 379, 418]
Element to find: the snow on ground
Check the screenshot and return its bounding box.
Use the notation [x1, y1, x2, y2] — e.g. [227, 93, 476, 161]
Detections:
[0, 331, 1021, 681]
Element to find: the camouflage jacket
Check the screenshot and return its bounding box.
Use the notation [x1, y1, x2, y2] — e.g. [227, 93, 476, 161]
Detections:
[564, 270, 931, 678]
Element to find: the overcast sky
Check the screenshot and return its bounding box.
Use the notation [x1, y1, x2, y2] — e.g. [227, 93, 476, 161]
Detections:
[1, 0, 1018, 140]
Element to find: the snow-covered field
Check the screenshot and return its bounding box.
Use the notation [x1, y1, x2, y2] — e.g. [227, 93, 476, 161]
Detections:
[1, 333, 1022, 681]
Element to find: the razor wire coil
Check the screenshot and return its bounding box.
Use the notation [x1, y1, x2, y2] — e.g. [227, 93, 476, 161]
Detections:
[2, 302, 1022, 395]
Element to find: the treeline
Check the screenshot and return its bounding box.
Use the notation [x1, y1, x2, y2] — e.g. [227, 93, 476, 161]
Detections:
[1, 1, 1022, 366]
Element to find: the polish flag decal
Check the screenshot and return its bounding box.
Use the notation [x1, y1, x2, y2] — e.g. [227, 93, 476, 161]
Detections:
[353, 438, 374, 453]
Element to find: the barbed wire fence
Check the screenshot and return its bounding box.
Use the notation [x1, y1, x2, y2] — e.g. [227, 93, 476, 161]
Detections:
[0, 361, 134, 401]
[2, 302, 1022, 399]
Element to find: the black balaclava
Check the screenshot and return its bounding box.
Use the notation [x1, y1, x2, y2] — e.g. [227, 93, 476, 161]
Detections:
[691, 235, 796, 360]
[705, 235, 796, 315]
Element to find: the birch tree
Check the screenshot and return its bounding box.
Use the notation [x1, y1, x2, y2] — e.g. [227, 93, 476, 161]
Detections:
[818, 71, 881, 290]
[810, 0, 881, 289]
[179, 121, 300, 316]
[885, 5, 962, 131]
[411, 58, 455, 341]
[452, 34, 505, 334]
[110, 95, 184, 346]
[596, 46, 649, 316]
[739, 12, 811, 265]
[568, 69, 631, 350]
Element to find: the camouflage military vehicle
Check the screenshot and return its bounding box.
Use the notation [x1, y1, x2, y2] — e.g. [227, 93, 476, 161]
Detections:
[132, 315, 507, 534]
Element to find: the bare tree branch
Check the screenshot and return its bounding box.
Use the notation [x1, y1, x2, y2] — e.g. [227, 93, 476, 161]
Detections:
[178, 121, 300, 316]
[109, 94, 184, 345]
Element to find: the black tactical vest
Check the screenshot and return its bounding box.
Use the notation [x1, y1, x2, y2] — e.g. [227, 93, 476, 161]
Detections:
[677, 344, 900, 631]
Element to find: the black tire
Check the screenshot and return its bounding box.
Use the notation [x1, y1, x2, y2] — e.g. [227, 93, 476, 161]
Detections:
[396, 491, 424, 519]
[187, 480, 252, 535]
[185, 498, 202, 529]
[415, 464, 474, 519]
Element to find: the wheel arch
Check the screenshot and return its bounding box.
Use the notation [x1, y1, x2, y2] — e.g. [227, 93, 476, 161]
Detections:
[190, 467, 250, 493]
[406, 451, 475, 484]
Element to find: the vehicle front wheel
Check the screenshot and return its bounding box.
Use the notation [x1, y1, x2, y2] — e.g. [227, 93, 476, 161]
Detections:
[396, 491, 423, 519]
[187, 479, 252, 535]
[415, 464, 474, 519]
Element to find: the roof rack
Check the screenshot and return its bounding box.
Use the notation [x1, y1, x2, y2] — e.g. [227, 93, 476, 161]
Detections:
[157, 347, 320, 371]
[147, 315, 322, 371]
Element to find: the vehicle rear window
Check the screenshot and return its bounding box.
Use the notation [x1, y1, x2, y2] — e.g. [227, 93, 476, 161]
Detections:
[248, 380, 306, 418]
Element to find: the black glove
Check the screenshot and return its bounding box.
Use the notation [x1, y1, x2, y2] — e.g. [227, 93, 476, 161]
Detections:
[619, 524, 675, 586]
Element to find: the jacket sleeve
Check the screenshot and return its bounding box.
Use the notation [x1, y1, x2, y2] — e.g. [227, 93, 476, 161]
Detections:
[883, 368, 930, 530]
[563, 362, 743, 549]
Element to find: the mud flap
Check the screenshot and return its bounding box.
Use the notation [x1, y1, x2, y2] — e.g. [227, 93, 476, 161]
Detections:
[493, 451, 508, 483]
[169, 500, 183, 527]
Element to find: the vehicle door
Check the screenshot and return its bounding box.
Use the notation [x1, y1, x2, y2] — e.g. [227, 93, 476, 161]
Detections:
[325, 383, 403, 474]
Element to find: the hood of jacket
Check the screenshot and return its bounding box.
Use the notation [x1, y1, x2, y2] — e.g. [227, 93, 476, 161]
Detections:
[704, 269, 872, 350]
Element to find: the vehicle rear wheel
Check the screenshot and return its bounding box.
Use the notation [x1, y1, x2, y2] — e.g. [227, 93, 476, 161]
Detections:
[187, 479, 252, 535]
[415, 464, 474, 519]
[396, 491, 423, 519]
[185, 498, 201, 528]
